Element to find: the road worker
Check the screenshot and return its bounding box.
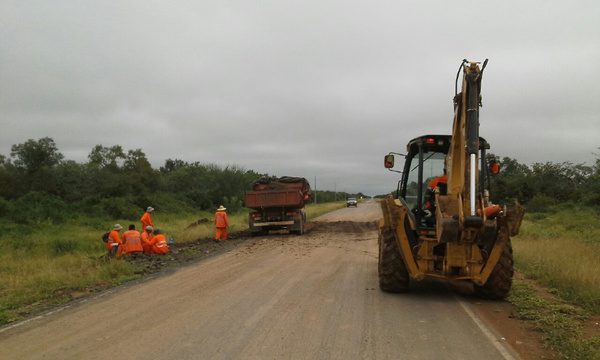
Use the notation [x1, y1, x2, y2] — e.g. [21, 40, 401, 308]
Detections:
[141, 225, 154, 254]
[429, 171, 448, 193]
[121, 224, 143, 257]
[422, 170, 448, 227]
[107, 224, 123, 256]
[141, 206, 154, 232]
[148, 229, 168, 255]
[214, 205, 229, 242]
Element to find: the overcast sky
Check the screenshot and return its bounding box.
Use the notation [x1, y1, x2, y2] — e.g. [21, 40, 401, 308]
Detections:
[1, 1, 598, 196]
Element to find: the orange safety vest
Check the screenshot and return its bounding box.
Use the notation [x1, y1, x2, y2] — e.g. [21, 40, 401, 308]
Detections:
[122, 230, 143, 253]
[106, 230, 122, 251]
[215, 211, 229, 228]
[429, 174, 448, 190]
[150, 234, 168, 254]
[141, 231, 153, 254]
[141, 212, 153, 230]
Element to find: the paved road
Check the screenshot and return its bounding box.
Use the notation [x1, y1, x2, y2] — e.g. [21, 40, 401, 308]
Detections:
[0, 199, 519, 359]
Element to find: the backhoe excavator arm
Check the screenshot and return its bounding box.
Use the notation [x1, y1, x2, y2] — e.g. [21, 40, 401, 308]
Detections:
[439, 60, 488, 241]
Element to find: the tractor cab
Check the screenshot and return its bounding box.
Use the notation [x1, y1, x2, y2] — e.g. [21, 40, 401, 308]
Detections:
[385, 134, 491, 232]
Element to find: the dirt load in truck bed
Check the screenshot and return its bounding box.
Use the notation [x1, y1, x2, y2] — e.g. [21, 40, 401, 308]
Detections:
[0, 199, 552, 360]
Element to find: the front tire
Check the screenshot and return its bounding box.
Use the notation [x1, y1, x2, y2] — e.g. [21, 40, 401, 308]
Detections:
[474, 239, 513, 299]
[378, 227, 409, 292]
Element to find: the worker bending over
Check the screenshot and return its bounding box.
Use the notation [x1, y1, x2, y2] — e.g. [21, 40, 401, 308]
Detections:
[148, 229, 168, 255]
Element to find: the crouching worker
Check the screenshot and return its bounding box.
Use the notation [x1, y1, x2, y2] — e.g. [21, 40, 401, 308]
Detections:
[141, 226, 154, 254]
[148, 228, 168, 255]
[107, 224, 123, 256]
[121, 224, 143, 257]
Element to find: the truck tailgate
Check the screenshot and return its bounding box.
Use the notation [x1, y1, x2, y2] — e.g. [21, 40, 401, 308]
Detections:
[245, 189, 304, 209]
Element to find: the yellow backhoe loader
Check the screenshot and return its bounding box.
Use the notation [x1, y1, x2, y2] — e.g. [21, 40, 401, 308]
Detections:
[380, 59, 525, 299]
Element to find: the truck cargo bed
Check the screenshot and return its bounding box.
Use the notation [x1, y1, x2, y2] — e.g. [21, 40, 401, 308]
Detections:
[245, 189, 304, 210]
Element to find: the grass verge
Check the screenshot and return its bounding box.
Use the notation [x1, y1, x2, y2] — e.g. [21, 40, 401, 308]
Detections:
[509, 280, 600, 359]
[510, 206, 600, 358]
[514, 207, 600, 313]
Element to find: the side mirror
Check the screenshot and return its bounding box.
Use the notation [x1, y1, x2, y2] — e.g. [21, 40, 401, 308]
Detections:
[384, 154, 394, 168]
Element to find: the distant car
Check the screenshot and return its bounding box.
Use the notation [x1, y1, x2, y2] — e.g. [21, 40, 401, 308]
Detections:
[346, 198, 358, 207]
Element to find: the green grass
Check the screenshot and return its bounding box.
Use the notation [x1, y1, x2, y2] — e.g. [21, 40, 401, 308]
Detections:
[305, 201, 347, 219]
[514, 207, 600, 313]
[509, 281, 600, 360]
[509, 206, 600, 358]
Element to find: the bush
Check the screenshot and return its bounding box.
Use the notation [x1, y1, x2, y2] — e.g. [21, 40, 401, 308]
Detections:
[221, 196, 243, 214]
[525, 194, 557, 213]
[144, 192, 198, 214]
[10, 191, 69, 224]
[98, 197, 140, 220]
[0, 196, 10, 218]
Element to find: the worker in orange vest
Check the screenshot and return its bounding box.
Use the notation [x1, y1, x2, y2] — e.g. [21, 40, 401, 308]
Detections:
[140, 225, 154, 254]
[141, 206, 154, 232]
[214, 205, 229, 242]
[107, 224, 123, 256]
[121, 224, 143, 257]
[429, 173, 448, 192]
[148, 229, 168, 255]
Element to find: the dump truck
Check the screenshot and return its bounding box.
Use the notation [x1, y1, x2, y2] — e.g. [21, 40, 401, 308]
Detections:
[245, 176, 311, 236]
[380, 59, 525, 299]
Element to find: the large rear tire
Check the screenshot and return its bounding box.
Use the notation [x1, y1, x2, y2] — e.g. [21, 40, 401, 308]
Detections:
[473, 239, 513, 299]
[293, 220, 304, 235]
[378, 227, 410, 292]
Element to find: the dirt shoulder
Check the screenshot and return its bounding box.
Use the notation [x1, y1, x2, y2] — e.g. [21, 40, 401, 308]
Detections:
[466, 276, 558, 360]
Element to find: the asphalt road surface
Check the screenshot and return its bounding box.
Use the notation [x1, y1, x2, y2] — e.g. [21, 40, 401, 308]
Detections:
[0, 199, 520, 359]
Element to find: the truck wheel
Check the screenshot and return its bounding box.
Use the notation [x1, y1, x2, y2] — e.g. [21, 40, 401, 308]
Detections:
[296, 220, 304, 235]
[474, 238, 514, 300]
[378, 227, 409, 292]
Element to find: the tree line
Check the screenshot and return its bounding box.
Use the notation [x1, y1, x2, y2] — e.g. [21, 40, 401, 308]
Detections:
[0, 137, 364, 225]
[3, 137, 596, 225]
[486, 154, 600, 210]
